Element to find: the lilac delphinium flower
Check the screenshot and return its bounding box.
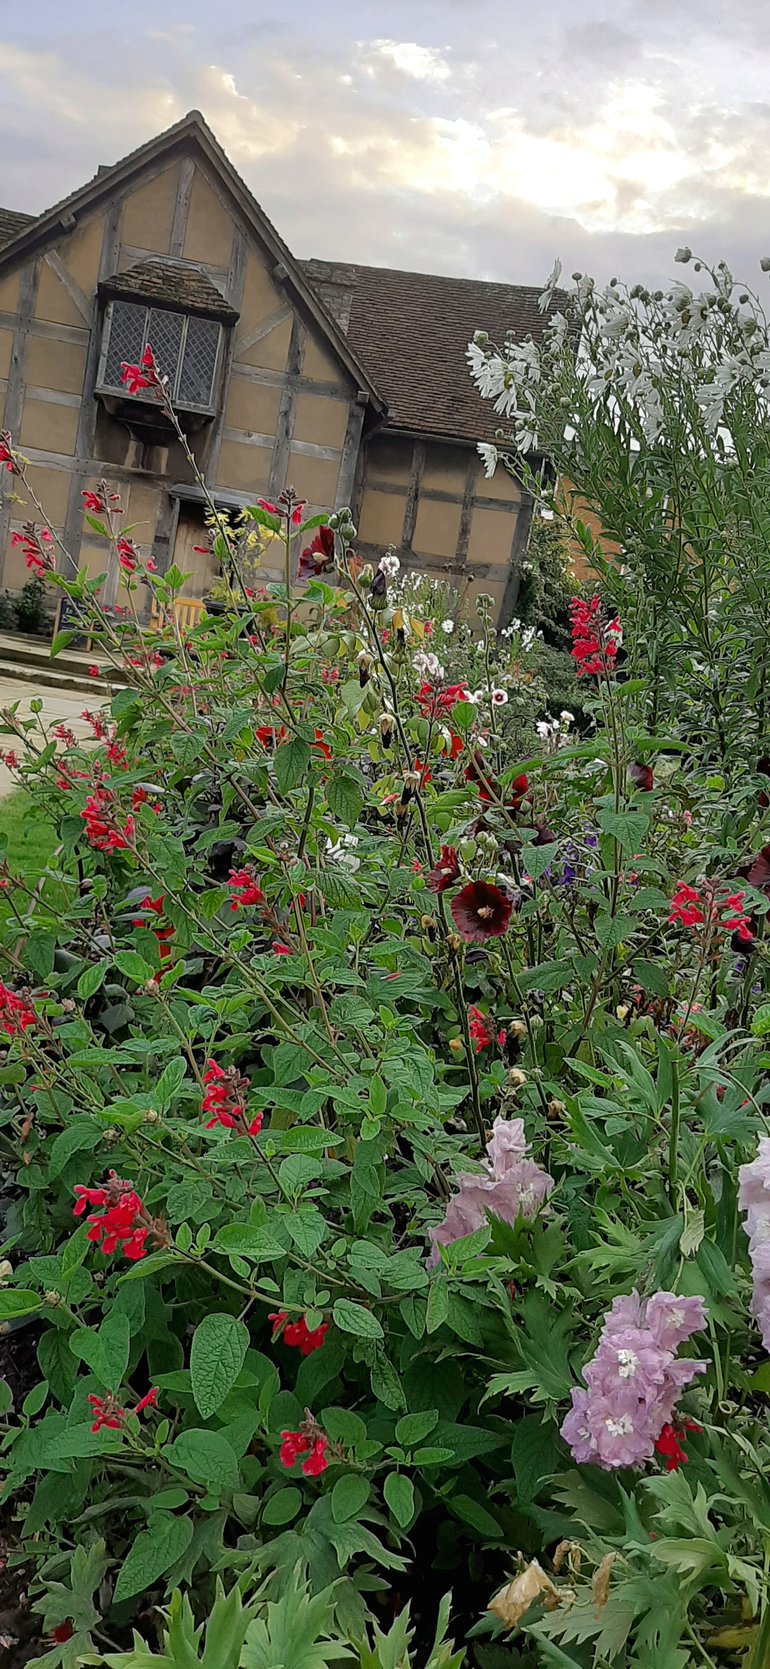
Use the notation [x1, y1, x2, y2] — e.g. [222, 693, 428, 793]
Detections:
[561, 1289, 706, 1470]
[739, 1137, 770, 1349]
[428, 1116, 553, 1264]
[559, 840, 579, 886]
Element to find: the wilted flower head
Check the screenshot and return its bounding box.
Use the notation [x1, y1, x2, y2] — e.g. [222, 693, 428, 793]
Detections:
[426, 844, 461, 894]
[428, 1116, 553, 1262]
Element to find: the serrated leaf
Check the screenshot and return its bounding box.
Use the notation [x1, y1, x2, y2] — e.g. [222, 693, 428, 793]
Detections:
[76, 962, 107, 1000]
[114, 950, 155, 984]
[384, 1472, 415, 1528]
[167, 1429, 240, 1492]
[680, 1210, 706, 1258]
[112, 1512, 194, 1604]
[326, 773, 364, 830]
[274, 736, 312, 793]
[332, 1298, 383, 1340]
[190, 1313, 249, 1420]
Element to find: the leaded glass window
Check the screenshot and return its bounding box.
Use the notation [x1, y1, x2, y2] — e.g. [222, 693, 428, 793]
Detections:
[98, 300, 223, 410]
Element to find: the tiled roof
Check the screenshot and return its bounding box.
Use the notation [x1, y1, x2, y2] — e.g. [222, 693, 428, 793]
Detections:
[100, 258, 238, 321]
[302, 258, 562, 443]
[0, 208, 34, 249]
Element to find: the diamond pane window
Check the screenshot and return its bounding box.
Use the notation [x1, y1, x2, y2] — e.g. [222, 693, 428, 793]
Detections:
[99, 300, 222, 411]
[179, 318, 221, 407]
[102, 301, 145, 390]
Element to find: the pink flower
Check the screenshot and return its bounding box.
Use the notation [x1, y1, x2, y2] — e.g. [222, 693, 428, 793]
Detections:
[428, 1116, 553, 1263]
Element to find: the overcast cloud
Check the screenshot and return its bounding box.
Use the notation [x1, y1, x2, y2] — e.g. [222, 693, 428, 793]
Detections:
[1, 0, 768, 291]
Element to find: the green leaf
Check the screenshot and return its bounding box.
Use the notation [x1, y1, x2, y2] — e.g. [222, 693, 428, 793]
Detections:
[326, 773, 364, 830]
[114, 950, 155, 984]
[597, 807, 650, 851]
[50, 629, 77, 658]
[384, 1472, 414, 1528]
[274, 736, 312, 793]
[48, 1118, 102, 1177]
[0, 1290, 41, 1320]
[262, 1487, 303, 1525]
[332, 1298, 383, 1340]
[395, 1410, 439, 1447]
[752, 1004, 770, 1037]
[113, 1512, 194, 1604]
[213, 1225, 285, 1261]
[156, 1058, 188, 1109]
[190, 1313, 249, 1420]
[426, 1281, 449, 1334]
[76, 962, 107, 1001]
[286, 1208, 327, 1259]
[450, 1494, 503, 1538]
[70, 1311, 130, 1392]
[331, 1474, 371, 1523]
[168, 1429, 240, 1492]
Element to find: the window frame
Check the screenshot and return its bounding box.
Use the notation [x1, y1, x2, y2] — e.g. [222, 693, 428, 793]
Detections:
[96, 299, 224, 415]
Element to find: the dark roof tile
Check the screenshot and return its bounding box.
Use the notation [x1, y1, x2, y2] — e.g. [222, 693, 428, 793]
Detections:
[0, 208, 35, 249]
[302, 258, 562, 443]
[100, 258, 237, 321]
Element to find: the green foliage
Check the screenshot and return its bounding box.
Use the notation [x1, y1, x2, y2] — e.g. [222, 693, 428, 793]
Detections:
[4, 289, 770, 1667]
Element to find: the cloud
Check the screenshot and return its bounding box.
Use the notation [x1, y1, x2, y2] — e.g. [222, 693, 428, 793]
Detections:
[361, 39, 452, 82]
[2, 5, 770, 297]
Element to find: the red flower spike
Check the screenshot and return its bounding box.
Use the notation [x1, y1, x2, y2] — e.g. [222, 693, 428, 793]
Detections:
[426, 845, 460, 894]
[269, 1313, 329, 1355]
[416, 682, 469, 716]
[202, 1058, 261, 1136]
[81, 489, 105, 513]
[569, 595, 621, 678]
[467, 1006, 496, 1052]
[227, 867, 264, 910]
[301, 1437, 329, 1475]
[0, 982, 37, 1036]
[88, 1392, 125, 1432]
[669, 882, 704, 928]
[450, 880, 513, 942]
[134, 1386, 160, 1415]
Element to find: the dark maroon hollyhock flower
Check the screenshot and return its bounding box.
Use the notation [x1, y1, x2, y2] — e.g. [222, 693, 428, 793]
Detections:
[628, 760, 654, 792]
[507, 772, 529, 811]
[533, 822, 557, 846]
[464, 751, 500, 804]
[298, 526, 335, 579]
[757, 756, 770, 809]
[426, 844, 460, 894]
[745, 844, 770, 892]
[450, 880, 513, 941]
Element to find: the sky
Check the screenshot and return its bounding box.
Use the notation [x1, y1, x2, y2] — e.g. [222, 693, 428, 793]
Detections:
[1, 0, 768, 292]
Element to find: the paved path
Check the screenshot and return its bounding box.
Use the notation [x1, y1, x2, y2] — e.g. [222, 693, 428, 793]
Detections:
[0, 680, 97, 800]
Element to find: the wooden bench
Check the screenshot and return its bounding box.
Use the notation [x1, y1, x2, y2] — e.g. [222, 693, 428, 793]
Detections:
[148, 596, 208, 633]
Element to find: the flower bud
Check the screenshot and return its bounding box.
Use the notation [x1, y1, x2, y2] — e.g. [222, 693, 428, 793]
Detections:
[507, 1067, 528, 1088]
[674, 246, 692, 263]
[0, 1260, 12, 1282]
[44, 1290, 62, 1307]
[144, 1108, 160, 1123]
[448, 1036, 464, 1057]
[447, 931, 463, 953]
[507, 1019, 527, 1040]
[761, 257, 770, 273]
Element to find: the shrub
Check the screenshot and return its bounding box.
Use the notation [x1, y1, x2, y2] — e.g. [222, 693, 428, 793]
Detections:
[0, 297, 769, 1667]
[13, 573, 50, 635]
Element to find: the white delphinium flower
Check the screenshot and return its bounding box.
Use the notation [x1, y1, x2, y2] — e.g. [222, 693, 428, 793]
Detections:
[491, 689, 509, 706]
[477, 442, 498, 479]
[539, 256, 563, 312]
[413, 650, 444, 680]
[441, 618, 455, 634]
[379, 553, 401, 578]
[327, 834, 360, 871]
[521, 627, 536, 652]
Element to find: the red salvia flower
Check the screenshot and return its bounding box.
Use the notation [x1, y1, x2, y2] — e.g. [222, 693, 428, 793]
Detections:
[669, 881, 753, 943]
[2, 750, 18, 770]
[669, 882, 704, 928]
[81, 489, 105, 513]
[279, 1429, 329, 1476]
[12, 523, 55, 577]
[134, 1386, 160, 1415]
[201, 1058, 262, 1136]
[0, 431, 21, 475]
[269, 1312, 329, 1354]
[450, 880, 513, 942]
[426, 845, 461, 894]
[81, 786, 134, 852]
[88, 1392, 125, 1432]
[654, 1418, 701, 1471]
[117, 537, 139, 573]
[0, 982, 37, 1036]
[73, 1171, 150, 1260]
[464, 750, 500, 804]
[87, 665, 100, 679]
[121, 345, 159, 396]
[272, 941, 292, 955]
[416, 681, 469, 716]
[467, 1006, 496, 1052]
[569, 595, 622, 678]
[257, 498, 279, 514]
[227, 867, 264, 910]
[312, 729, 332, 760]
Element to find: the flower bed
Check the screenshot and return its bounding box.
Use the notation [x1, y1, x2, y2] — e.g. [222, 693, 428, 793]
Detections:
[0, 281, 769, 1665]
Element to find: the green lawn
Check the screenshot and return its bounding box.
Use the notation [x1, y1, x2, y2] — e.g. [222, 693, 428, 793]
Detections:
[0, 792, 59, 919]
